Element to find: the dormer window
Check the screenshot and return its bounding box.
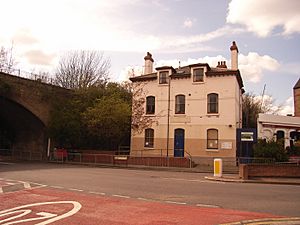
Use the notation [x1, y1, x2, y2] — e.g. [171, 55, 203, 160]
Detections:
[193, 68, 204, 82]
[159, 71, 168, 84]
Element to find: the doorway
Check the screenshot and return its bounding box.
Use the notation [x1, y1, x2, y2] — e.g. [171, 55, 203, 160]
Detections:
[174, 128, 184, 157]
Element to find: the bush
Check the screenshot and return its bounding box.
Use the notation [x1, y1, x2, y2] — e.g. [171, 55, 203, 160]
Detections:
[254, 139, 288, 162]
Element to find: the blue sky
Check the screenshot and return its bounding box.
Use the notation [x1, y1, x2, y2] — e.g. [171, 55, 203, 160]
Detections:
[0, 0, 299, 114]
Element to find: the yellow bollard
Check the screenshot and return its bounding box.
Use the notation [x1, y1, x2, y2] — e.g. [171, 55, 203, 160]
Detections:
[214, 158, 222, 177]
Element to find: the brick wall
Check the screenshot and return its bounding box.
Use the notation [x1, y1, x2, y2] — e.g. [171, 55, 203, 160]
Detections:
[239, 164, 300, 179]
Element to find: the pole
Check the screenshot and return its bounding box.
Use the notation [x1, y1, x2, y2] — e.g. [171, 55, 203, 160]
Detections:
[47, 138, 51, 159]
[166, 75, 171, 157]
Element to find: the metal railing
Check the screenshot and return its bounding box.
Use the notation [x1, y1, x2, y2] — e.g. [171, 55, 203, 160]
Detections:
[0, 66, 56, 85]
[0, 149, 43, 161]
[49, 149, 193, 168]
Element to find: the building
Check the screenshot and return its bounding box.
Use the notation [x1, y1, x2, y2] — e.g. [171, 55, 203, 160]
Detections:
[294, 79, 300, 117]
[129, 42, 244, 162]
[257, 79, 300, 150]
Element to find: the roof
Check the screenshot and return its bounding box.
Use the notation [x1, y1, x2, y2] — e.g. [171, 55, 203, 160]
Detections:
[129, 63, 244, 88]
[294, 79, 300, 89]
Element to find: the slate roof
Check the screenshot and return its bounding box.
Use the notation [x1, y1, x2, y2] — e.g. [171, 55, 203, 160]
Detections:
[129, 63, 244, 88]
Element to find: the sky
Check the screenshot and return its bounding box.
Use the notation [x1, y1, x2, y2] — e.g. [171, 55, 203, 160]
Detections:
[0, 0, 299, 115]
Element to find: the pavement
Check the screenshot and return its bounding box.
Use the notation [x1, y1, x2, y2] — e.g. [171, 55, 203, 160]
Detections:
[204, 175, 300, 186]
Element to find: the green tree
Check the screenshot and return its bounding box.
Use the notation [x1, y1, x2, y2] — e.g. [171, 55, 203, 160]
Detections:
[254, 139, 288, 162]
[83, 94, 131, 149]
[48, 82, 132, 150]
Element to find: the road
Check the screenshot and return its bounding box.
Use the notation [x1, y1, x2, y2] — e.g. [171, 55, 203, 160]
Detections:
[0, 162, 300, 224]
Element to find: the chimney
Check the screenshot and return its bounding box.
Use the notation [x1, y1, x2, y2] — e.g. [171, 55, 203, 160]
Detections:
[230, 41, 239, 70]
[144, 52, 154, 75]
[216, 61, 227, 69]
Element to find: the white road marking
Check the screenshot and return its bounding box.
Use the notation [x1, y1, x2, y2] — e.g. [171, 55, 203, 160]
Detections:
[112, 194, 130, 199]
[88, 191, 106, 195]
[165, 201, 187, 205]
[196, 203, 220, 208]
[36, 212, 57, 217]
[0, 162, 15, 165]
[50, 186, 64, 189]
[137, 197, 153, 201]
[68, 188, 83, 192]
[0, 201, 82, 225]
[23, 182, 31, 189]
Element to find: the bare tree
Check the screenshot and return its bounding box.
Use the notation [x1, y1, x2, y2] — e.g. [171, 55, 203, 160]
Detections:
[0, 44, 17, 73]
[55, 50, 110, 89]
[242, 92, 283, 128]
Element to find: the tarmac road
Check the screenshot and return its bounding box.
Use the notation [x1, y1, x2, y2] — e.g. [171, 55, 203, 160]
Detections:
[1, 162, 300, 220]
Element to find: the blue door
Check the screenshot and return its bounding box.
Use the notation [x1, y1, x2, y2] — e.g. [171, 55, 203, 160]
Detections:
[174, 129, 184, 157]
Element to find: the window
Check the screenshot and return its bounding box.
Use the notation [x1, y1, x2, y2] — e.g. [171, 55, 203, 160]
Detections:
[207, 129, 218, 149]
[193, 68, 204, 82]
[207, 93, 218, 113]
[276, 130, 285, 141]
[175, 95, 185, 114]
[144, 128, 154, 148]
[159, 71, 168, 84]
[146, 96, 155, 114]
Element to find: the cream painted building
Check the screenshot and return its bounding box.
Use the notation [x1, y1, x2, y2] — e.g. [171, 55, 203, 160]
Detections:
[257, 79, 300, 149]
[257, 113, 300, 148]
[130, 42, 244, 159]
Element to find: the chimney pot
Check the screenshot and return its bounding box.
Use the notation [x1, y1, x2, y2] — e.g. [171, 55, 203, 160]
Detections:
[144, 52, 154, 74]
[230, 41, 238, 70]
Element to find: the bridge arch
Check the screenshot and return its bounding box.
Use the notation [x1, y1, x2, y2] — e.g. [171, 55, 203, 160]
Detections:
[0, 72, 70, 160]
[0, 96, 47, 159]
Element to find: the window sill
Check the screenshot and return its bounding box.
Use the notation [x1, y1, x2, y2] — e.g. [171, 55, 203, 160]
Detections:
[145, 114, 156, 117]
[174, 114, 186, 117]
[206, 114, 219, 117]
[144, 147, 154, 149]
[192, 81, 205, 84]
[206, 149, 219, 152]
[158, 83, 168, 86]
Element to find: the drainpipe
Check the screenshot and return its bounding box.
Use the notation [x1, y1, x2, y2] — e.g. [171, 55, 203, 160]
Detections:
[166, 75, 171, 157]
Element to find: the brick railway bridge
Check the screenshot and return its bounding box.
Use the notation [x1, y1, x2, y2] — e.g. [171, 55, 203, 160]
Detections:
[0, 71, 70, 160]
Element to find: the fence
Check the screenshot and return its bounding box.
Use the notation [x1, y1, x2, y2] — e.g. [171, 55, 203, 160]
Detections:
[49, 150, 193, 168]
[0, 67, 56, 85]
[0, 149, 43, 161]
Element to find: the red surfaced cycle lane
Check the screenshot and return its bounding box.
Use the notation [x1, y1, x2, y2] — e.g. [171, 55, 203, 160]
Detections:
[0, 187, 280, 225]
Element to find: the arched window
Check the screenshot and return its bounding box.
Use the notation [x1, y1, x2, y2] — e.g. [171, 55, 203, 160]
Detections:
[144, 128, 154, 148]
[146, 96, 155, 114]
[175, 95, 185, 114]
[276, 130, 285, 142]
[207, 93, 218, 113]
[207, 129, 218, 149]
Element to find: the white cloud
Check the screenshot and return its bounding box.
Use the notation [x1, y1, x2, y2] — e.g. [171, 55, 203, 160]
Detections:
[278, 97, 294, 116]
[154, 52, 280, 84]
[279, 62, 300, 76]
[155, 55, 227, 68]
[183, 18, 193, 28]
[118, 65, 143, 82]
[239, 52, 280, 83]
[24, 50, 56, 66]
[227, 0, 300, 37]
[254, 95, 294, 116]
